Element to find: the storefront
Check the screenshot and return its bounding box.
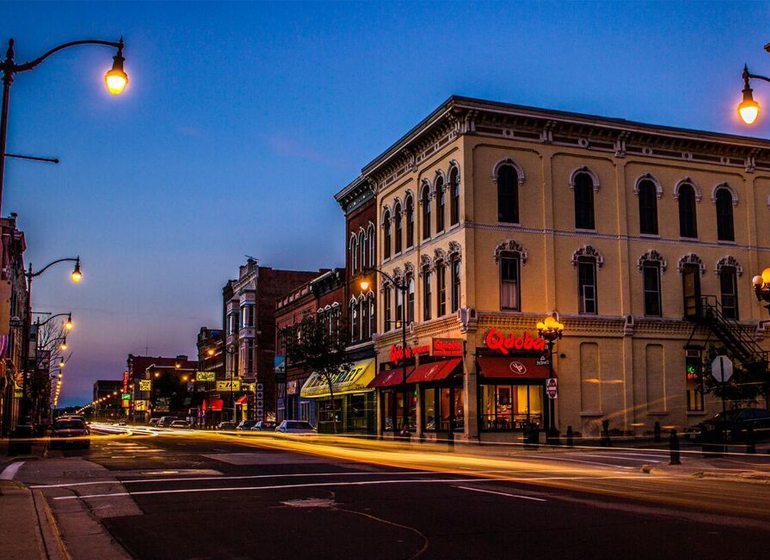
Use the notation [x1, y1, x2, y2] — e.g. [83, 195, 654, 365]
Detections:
[285, 379, 315, 424]
[300, 359, 376, 433]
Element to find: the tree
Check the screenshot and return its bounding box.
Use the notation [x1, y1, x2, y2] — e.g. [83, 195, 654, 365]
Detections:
[702, 344, 769, 407]
[284, 312, 352, 433]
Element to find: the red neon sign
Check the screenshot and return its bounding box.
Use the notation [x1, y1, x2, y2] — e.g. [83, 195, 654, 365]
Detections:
[432, 338, 463, 357]
[390, 344, 430, 364]
[485, 328, 546, 355]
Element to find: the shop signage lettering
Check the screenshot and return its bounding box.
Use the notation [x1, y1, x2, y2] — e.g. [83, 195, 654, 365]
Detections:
[509, 361, 527, 375]
[196, 371, 216, 382]
[216, 380, 241, 392]
[390, 344, 430, 364]
[123, 370, 129, 393]
[485, 328, 545, 355]
[432, 338, 463, 357]
[138, 379, 152, 391]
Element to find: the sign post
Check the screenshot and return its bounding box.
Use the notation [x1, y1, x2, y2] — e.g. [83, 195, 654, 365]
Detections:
[545, 378, 558, 400]
[711, 355, 733, 444]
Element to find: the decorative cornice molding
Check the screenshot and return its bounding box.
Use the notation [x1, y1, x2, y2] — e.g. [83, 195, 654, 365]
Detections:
[715, 255, 743, 276]
[493, 239, 528, 264]
[677, 253, 706, 275]
[634, 173, 663, 200]
[571, 245, 604, 268]
[638, 249, 667, 273]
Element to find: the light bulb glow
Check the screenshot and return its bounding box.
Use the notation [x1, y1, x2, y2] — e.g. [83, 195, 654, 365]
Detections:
[739, 99, 760, 125]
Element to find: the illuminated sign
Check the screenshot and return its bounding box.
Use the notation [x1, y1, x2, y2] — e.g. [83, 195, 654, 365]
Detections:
[242, 382, 256, 392]
[123, 370, 129, 393]
[196, 371, 216, 382]
[432, 338, 463, 357]
[134, 400, 149, 411]
[390, 344, 430, 365]
[138, 380, 152, 391]
[216, 380, 240, 392]
[121, 393, 131, 401]
[484, 328, 545, 355]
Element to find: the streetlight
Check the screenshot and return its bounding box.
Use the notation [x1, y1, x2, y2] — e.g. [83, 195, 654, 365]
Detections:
[361, 268, 410, 434]
[752, 267, 770, 312]
[0, 38, 127, 216]
[537, 313, 564, 443]
[738, 64, 770, 125]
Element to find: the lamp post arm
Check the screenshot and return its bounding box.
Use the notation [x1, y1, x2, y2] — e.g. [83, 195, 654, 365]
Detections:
[36, 312, 71, 328]
[364, 266, 405, 291]
[29, 257, 79, 278]
[10, 38, 123, 74]
[746, 72, 770, 84]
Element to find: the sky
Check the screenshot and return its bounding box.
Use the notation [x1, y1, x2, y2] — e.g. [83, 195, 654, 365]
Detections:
[3, 1, 770, 406]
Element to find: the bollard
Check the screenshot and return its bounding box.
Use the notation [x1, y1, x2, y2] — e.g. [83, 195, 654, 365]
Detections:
[653, 421, 661, 443]
[600, 419, 611, 447]
[447, 429, 455, 449]
[746, 426, 756, 454]
[566, 425, 574, 448]
[669, 429, 681, 465]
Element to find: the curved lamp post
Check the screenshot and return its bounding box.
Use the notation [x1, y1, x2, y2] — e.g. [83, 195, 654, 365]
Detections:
[19, 258, 82, 424]
[752, 267, 770, 313]
[738, 64, 770, 125]
[361, 268, 410, 434]
[536, 314, 564, 442]
[0, 37, 127, 216]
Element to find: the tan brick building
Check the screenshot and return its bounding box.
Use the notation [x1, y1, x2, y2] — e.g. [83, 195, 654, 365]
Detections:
[362, 96, 770, 441]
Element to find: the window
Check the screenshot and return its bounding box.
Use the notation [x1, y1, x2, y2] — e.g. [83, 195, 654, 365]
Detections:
[720, 267, 739, 320]
[241, 304, 254, 328]
[681, 263, 701, 319]
[405, 195, 414, 248]
[638, 179, 658, 235]
[246, 339, 254, 373]
[500, 254, 520, 311]
[678, 183, 698, 238]
[383, 209, 391, 259]
[574, 172, 595, 230]
[407, 277, 415, 323]
[383, 287, 391, 332]
[449, 166, 460, 225]
[577, 257, 597, 314]
[686, 351, 704, 412]
[395, 286, 404, 327]
[350, 301, 358, 341]
[359, 231, 366, 270]
[451, 257, 461, 313]
[643, 263, 662, 317]
[422, 269, 432, 320]
[369, 295, 376, 336]
[715, 188, 735, 241]
[421, 185, 431, 239]
[360, 298, 369, 340]
[437, 263, 447, 317]
[394, 203, 403, 254]
[479, 384, 543, 431]
[367, 224, 376, 267]
[435, 176, 445, 233]
[350, 235, 358, 272]
[497, 165, 519, 223]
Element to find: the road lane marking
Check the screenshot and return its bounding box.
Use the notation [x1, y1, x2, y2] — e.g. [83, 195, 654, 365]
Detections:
[455, 485, 547, 502]
[0, 461, 24, 480]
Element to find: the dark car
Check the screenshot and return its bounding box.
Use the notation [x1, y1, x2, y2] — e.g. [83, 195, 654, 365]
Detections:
[235, 420, 257, 431]
[687, 408, 770, 442]
[217, 421, 237, 431]
[250, 421, 276, 432]
[50, 418, 90, 449]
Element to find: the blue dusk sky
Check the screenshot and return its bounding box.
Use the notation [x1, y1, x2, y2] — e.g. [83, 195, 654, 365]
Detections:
[3, 1, 769, 405]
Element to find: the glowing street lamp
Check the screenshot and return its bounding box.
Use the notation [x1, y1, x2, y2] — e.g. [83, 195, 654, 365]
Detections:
[537, 314, 565, 441]
[752, 267, 770, 313]
[64, 313, 74, 331]
[738, 64, 770, 125]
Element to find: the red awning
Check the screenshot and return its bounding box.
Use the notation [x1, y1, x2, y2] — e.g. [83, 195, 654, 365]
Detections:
[235, 395, 249, 405]
[368, 368, 413, 388]
[408, 358, 462, 384]
[478, 356, 551, 380]
[203, 398, 223, 411]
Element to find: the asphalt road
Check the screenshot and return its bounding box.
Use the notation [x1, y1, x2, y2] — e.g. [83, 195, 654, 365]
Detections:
[14, 426, 770, 560]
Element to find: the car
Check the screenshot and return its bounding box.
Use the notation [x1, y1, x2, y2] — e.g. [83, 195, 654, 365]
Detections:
[117, 420, 127, 426]
[687, 408, 770, 442]
[235, 420, 257, 431]
[169, 420, 191, 429]
[50, 418, 90, 449]
[250, 421, 276, 431]
[148, 418, 161, 427]
[158, 416, 179, 427]
[275, 420, 316, 434]
[217, 421, 237, 430]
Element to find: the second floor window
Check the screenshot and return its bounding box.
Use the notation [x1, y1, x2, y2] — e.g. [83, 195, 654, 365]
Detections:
[497, 164, 519, 223]
[360, 299, 369, 340]
[574, 172, 595, 230]
[577, 257, 597, 314]
[500, 254, 520, 311]
[407, 277, 415, 323]
[423, 269, 432, 320]
[638, 179, 658, 235]
[437, 264, 447, 317]
[643, 262, 662, 317]
[394, 203, 403, 254]
[451, 257, 461, 313]
[367, 224, 376, 267]
[246, 339, 254, 373]
[678, 183, 698, 238]
[720, 266, 739, 320]
[369, 295, 376, 336]
[396, 285, 404, 327]
[383, 287, 391, 332]
[715, 188, 735, 241]
[350, 301, 358, 341]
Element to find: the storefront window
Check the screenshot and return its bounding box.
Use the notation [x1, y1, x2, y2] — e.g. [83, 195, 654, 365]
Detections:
[424, 387, 436, 430]
[479, 383, 543, 431]
[383, 391, 394, 431]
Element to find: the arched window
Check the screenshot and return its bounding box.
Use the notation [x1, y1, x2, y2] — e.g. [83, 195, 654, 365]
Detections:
[422, 266, 432, 320]
[367, 223, 376, 267]
[394, 202, 403, 254]
[407, 276, 415, 323]
[574, 172, 595, 230]
[421, 184, 431, 240]
[497, 164, 519, 223]
[349, 299, 358, 341]
[577, 256, 598, 314]
[405, 194, 414, 249]
[450, 255, 461, 313]
[349, 235, 358, 272]
[383, 209, 392, 259]
[360, 297, 369, 340]
[449, 166, 460, 226]
[678, 183, 698, 238]
[638, 179, 659, 235]
[435, 176, 445, 233]
[436, 262, 446, 317]
[382, 286, 391, 332]
[359, 231, 366, 271]
[719, 266, 739, 319]
[395, 284, 404, 327]
[368, 293, 376, 336]
[715, 188, 735, 241]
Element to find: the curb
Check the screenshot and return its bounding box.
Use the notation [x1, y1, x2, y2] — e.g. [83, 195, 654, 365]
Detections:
[642, 464, 770, 484]
[32, 490, 71, 560]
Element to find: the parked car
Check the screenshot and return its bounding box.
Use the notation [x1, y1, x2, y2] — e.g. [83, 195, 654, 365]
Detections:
[50, 418, 90, 449]
[687, 408, 770, 442]
[117, 420, 127, 426]
[250, 421, 276, 432]
[217, 421, 237, 430]
[169, 420, 191, 429]
[148, 418, 161, 427]
[275, 420, 316, 434]
[236, 420, 257, 431]
[158, 416, 179, 427]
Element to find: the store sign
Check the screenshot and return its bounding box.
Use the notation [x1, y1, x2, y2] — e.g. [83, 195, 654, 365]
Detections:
[138, 380, 152, 392]
[123, 370, 129, 393]
[121, 393, 131, 401]
[216, 380, 241, 392]
[196, 371, 216, 382]
[484, 328, 545, 355]
[546, 378, 558, 399]
[286, 380, 299, 395]
[390, 344, 430, 365]
[274, 356, 286, 383]
[432, 338, 463, 357]
[134, 400, 149, 411]
[242, 382, 256, 393]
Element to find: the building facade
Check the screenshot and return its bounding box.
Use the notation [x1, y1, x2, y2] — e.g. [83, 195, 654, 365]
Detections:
[127, 354, 198, 422]
[362, 96, 770, 441]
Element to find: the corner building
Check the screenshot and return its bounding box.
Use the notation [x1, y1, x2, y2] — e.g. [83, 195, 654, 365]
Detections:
[364, 96, 770, 441]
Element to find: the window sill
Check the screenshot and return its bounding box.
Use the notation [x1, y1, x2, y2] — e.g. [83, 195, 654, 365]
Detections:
[496, 221, 521, 227]
[678, 236, 699, 242]
[448, 222, 461, 231]
[716, 239, 737, 245]
[575, 228, 597, 234]
[686, 410, 706, 416]
[580, 411, 604, 417]
[639, 233, 660, 239]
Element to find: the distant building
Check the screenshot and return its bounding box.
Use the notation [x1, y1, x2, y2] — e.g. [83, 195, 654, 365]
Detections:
[127, 354, 198, 422]
[196, 327, 223, 378]
[93, 380, 123, 420]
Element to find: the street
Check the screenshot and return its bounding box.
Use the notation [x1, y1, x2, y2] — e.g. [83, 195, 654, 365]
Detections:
[5, 426, 770, 560]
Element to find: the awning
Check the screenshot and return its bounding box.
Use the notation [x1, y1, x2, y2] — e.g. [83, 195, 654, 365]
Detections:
[478, 356, 551, 380]
[235, 395, 249, 405]
[300, 359, 376, 398]
[369, 358, 462, 388]
[202, 398, 223, 411]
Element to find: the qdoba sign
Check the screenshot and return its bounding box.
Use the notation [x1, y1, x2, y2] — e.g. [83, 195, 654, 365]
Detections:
[485, 328, 546, 355]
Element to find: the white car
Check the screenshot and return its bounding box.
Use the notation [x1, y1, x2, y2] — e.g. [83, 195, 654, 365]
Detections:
[169, 420, 191, 429]
[275, 420, 316, 434]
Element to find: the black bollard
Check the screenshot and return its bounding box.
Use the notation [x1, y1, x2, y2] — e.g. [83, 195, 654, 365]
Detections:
[746, 426, 756, 454]
[653, 421, 661, 443]
[669, 429, 681, 465]
[566, 425, 574, 448]
[600, 419, 611, 447]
